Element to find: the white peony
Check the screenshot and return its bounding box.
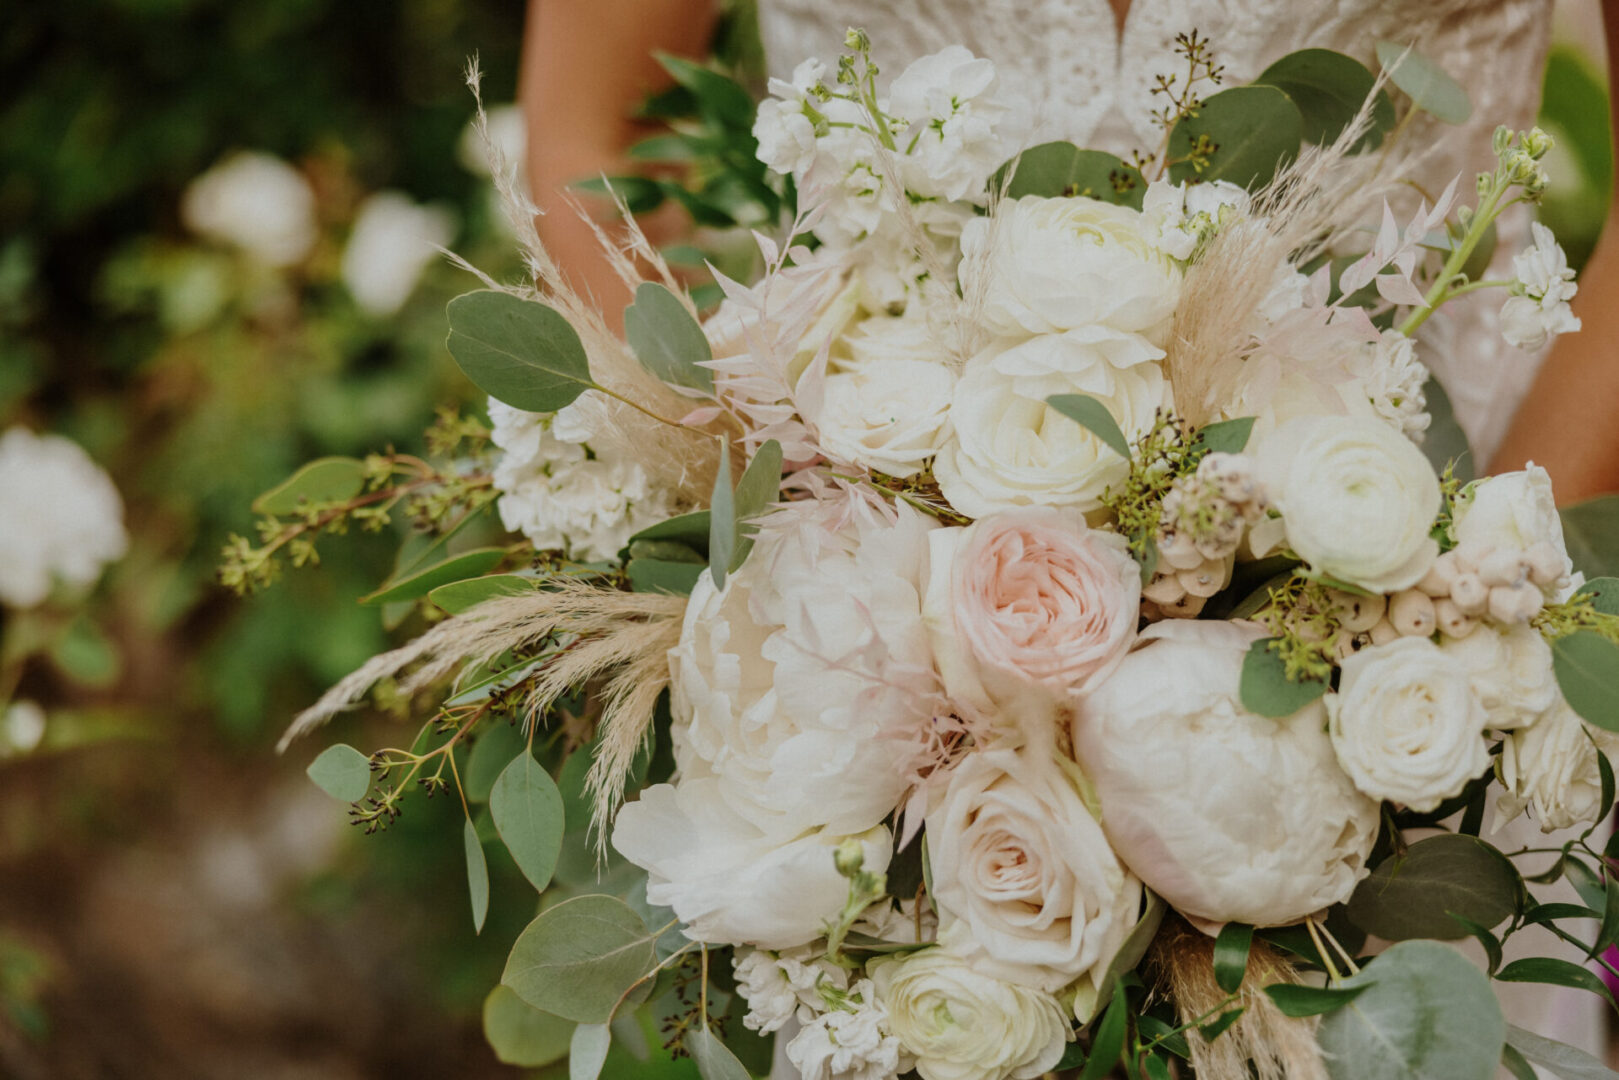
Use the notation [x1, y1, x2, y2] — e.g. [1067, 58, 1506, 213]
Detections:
[1500, 222, 1580, 350]
[1073, 621, 1379, 928]
[180, 151, 317, 268]
[1348, 330, 1431, 441]
[1142, 178, 1250, 260]
[888, 46, 1023, 203]
[926, 746, 1141, 1003]
[785, 981, 908, 1080]
[1441, 623, 1559, 731]
[1499, 698, 1619, 832]
[488, 397, 672, 563]
[1452, 465, 1572, 585]
[1328, 637, 1491, 811]
[813, 312, 955, 478]
[0, 427, 128, 609]
[1253, 415, 1441, 593]
[341, 190, 456, 317]
[933, 328, 1171, 517]
[734, 945, 849, 1033]
[959, 195, 1182, 340]
[871, 942, 1070, 1080]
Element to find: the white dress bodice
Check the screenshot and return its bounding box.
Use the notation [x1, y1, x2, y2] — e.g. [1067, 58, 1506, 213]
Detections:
[757, 0, 1557, 461]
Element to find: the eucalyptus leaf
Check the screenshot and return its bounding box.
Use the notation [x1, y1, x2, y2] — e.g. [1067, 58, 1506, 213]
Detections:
[1562, 497, 1619, 578]
[730, 437, 784, 570]
[464, 819, 490, 934]
[1168, 85, 1303, 190]
[1238, 639, 1328, 717]
[1421, 376, 1474, 483]
[992, 142, 1145, 207]
[630, 510, 712, 552]
[627, 539, 705, 565]
[687, 1027, 752, 1080]
[624, 282, 715, 395]
[1504, 1024, 1619, 1080]
[429, 574, 537, 615]
[446, 290, 595, 412]
[1047, 394, 1132, 461]
[573, 175, 667, 214]
[306, 744, 371, 802]
[1317, 940, 1504, 1080]
[360, 547, 506, 606]
[708, 440, 736, 591]
[624, 877, 687, 962]
[1376, 42, 1472, 125]
[1553, 631, 1619, 732]
[1193, 417, 1256, 456]
[482, 986, 574, 1068]
[501, 894, 657, 1023]
[627, 558, 704, 596]
[1213, 923, 1253, 994]
[252, 456, 368, 515]
[1254, 49, 1394, 150]
[1578, 577, 1619, 616]
[570, 1023, 613, 1080]
[1345, 833, 1521, 941]
[490, 752, 566, 893]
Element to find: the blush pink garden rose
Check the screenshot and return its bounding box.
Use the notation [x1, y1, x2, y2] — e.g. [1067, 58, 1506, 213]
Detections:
[922, 507, 1140, 730]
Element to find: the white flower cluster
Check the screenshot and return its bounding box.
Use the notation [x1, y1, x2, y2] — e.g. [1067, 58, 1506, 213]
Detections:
[0, 427, 128, 609]
[1500, 221, 1581, 350]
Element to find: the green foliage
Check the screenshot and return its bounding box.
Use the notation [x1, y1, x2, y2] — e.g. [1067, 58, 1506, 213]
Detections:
[1212, 922, 1253, 994]
[429, 573, 537, 615]
[625, 283, 716, 395]
[569, 1023, 613, 1079]
[1080, 978, 1128, 1080]
[1168, 86, 1303, 189]
[501, 894, 658, 1024]
[490, 751, 566, 893]
[446, 291, 596, 413]
[1376, 42, 1473, 124]
[482, 985, 573, 1068]
[1263, 983, 1369, 1018]
[687, 1026, 752, 1080]
[252, 457, 369, 515]
[993, 143, 1145, 207]
[360, 546, 506, 606]
[1537, 46, 1613, 273]
[1047, 394, 1132, 461]
[1497, 957, 1617, 1009]
[1346, 834, 1522, 941]
[1561, 496, 1619, 579]
[464, 818, 490, 934]
[1552, 632, 1619, 732]
[1504, 1023, 1619, 1080]
[1254, 49, 1394, 150]
[708, 439, 783, 589]
[306, 743, 372, 802]
[1239, 637, 1328, 717]
[1422, 377, 1475, 484]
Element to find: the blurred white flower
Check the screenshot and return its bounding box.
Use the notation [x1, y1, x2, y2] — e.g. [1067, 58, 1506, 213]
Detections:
[180, 151, 317, 268]
[1500, 222, 1580, 350]
[812, 311, 955, 478]
[2, 700, 46, 755]
[456, 104, 526, 178]
[0, 427, 128, 608]
[341, 190, 456, 317]
[1452, 465, 1572, 587]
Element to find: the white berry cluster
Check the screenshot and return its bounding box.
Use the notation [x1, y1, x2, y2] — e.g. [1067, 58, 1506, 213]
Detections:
[1142, 453, 1267, 619]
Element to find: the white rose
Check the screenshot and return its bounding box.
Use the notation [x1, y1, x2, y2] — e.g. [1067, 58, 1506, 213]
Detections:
[813, 314, 955, 478]
[960, 196, 1183, 339]
[1073, 621, 1379, 928]
[1328, 637, 1491, 811]
[1142, 178, 1249, 260]
[1452, 466, 1572, 585]
[933, 328, 1171, 517]
[926, 746, 1142, 1003]
[1254, 415, 1441, 593]
[0, 427, 128, 609]
[1440, 624, 1559, 731]
[1499, 698, 1619, 832]
[786, 981, 909, 1080]
[871, 941, 1070, 1080]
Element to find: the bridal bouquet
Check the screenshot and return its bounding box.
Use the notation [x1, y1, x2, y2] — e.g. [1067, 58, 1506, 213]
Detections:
[228, 29, 1619, 1080]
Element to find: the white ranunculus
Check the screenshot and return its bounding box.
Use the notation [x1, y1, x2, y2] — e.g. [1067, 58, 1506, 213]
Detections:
[1452, 466, 1572, 583]
[1499, 698, 1619, 832]
[933, 328, 1171, 517]
[812, 313, 955, 478]
[1142, 178, 1249, 260]
[0, 427, 128, 609]
[785, 980, 909, 1080]
[1254, 415, 1441, 593]
[180, 151, 318, 268]
[888, 46, 1023, 203]
[1073, 621, 1379, 928]
[960, 196, 1183, 339]
[1441, 624, 1559, 731]
[341, 190, 455, 317]
[926, 747, 1141, 1002]
[1500, 221, 1581, 350]
[1328, 637, 1491, 811]
[871, 939, 1070, 1080]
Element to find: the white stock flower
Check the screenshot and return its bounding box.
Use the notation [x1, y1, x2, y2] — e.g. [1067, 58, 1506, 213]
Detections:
[960, 195, 1182, 339]
[734, 945, 849, 1033]
[888, 46, 1023, 202]
[1328, 637, 1491, 811]
[0, 427, 128, 609]
[1441, 623, 1559, 731]
[1348, 330, 1431, 441]
[1499, 698, 1619, 832]
[1073, 621, 1379, 928]
[933, 328, 1171, 517]
[1452, 465, 1572, 585]
[1254, 415, 1441, 593]
[488, 398, 672, 563]
[341, 190, 455, 317]
[180, 151, 317, 268]
[926, 747, 1141, 999]
[813, 312, 954, 478]
[1141, 178, 1249, 260]
[754, 96, 821, 179]
[1500, 222, 1580, 350]
[786, 981, 908, 1080]
[871, 942, 1069, 1080]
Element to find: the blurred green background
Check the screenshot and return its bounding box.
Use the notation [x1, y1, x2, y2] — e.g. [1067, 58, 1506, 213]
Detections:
[0, 2, 1611, 1078]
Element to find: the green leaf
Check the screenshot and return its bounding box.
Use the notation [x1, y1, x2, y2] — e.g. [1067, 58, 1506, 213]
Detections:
[1047, 394, 1131, 461]
[1254, 49, 1395, 150]
[992, 142, 1145, 207]
[629, 510, 712, 552]
[1193, 417, 1256, 456]
[730, 438, 783, 571]
[627, 559, 704, 596]
[1447, 913, 1503, 975]
[361, 547, 506, 606]
[465, 722, 528, 802]
[1420, 377, 1474, 484]
[1263, 983, 1369, 1018]
[1497, 957, 1617, 1010]
[1501, 1045, 1540, 1080]
[573, 175, 667, 214]
[1080, 979, 1128, 1080]
[624, 877, 687, 962]
[687, 1027, 752, 1080]
[1213, 923, 1253, 994]
[1524, 902, 1602, 927]
[446, 290, 595, 413]
[464, 819, 490, 934]
[1199, 1008, 1246, 1043]
[708, 440, 735, 591]
[1318, 940, 1504, 1080]
[482, 986, 573, 1068]
[1376, 42, 1473, 125]
[624, 283, 715, 395]
[570, 1023, 612, 1080]
[1553, 631, 1619, 732]
[1239, 639, 1328, 717]
[306, 744, 370, 802]
[1504, 1024, 1619, 1080]
[502, 894, 657, 1023]
[1597, 871, 1619, 956]
[48, 617, 120, 688]
[1092, 891, 1166, 1018]
[627, 538, 706, 565]
[1168, 85, 1303, 190]
[654, 53, 755, 130]
[1578, 577, 1619, 616]
[1345, 833, 1522, 941]
[490, 752, 566, 893]
[1563, 496, 1619, 578]
[429, 574, 536, 615]
[252, 456, 367, 515]
[1143, 1053, 1173, 1080]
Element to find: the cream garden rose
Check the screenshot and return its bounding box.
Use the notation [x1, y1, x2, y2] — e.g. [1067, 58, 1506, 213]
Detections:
[871, 938, 1070, 1080]
[813, 312, 955, 478]
[1073, 621, 1379, 928]
[1328, 637, 1491, 811]
[1440, 623, 1559, 730]
[1499, 699, 1619, 832]
[1254, 415, 1441, 593]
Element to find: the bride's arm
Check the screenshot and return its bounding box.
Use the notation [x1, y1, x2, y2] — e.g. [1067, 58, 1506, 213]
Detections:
[519, 0, 717, 326]
[1489, 4, 1619, 497]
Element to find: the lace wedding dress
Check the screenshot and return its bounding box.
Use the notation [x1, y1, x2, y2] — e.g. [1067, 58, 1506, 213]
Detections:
[755, 0, 1603, 1068]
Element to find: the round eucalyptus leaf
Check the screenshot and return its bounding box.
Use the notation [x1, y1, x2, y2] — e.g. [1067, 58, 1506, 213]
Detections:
[482, 985, 573, 1068]
[993, 142, 1146, 207]
[445, 289, 595, 412]
[1553, 631, 1619, 732]
[1238, 638, 1327, 718]
[1346, 833, 1522, 941]
[305, 743, 371, 803]
[490, 751, 566, 892]
[1254, 48, 1395, 150]
[1168, 86, 1303, 190]
[1375, 42, 1472, 125]
[252, 456, 367, 515]
[501, 894, 657, 1024]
